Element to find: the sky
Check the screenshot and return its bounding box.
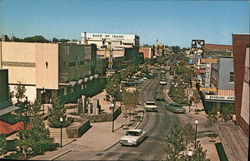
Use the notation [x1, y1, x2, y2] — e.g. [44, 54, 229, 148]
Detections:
[0, 0, 249, 47]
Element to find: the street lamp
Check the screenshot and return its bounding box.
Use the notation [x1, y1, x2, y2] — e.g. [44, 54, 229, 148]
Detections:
[40, 87, 46, 115]
[189, 94, 192, 112]
[60, 117, 63, 147]
[187, 149, 193, 161]
[111, 103, 115, 133]
[195, 119, 199, 148]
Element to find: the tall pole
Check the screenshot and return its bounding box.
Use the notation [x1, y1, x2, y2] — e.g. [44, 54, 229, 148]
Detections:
[195, 119, 198, 148]
[112, 103, 115, 133]
[60, 117, 63, 147]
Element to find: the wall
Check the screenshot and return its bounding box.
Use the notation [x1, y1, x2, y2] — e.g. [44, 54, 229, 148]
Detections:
[218, 57, 234, 90]
[1, 42, 36, 85]
[232, 34, 250, 127]
[36, 43, 59, 90]
[0, 69, 10, 109]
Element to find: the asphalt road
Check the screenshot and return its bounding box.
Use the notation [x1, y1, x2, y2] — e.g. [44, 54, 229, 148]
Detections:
[95, 76, 181, 160]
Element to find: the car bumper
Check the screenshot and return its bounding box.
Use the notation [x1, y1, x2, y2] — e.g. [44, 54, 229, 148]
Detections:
[119, 140, 137, 146]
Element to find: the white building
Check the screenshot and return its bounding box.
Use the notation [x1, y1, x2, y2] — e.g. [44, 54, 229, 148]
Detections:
[81, 32, 140, 49]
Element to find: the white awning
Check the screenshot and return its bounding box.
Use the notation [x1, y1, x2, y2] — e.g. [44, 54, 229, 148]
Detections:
[84, 78, 89, 82]
[94, 74, 99, 78]
[78, 79, 84, 84]
[69, 81, 77, 86]
[89, 76, 94, 80]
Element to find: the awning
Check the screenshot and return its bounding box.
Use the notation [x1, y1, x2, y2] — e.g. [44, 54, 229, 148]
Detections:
[89, 76, 94, 80]
[78, 79, 84, 84]
[69, 81, 77, 86]
[0, 105, 20, 116]
[84, 78, 89, 82]
[94, 74, 99, 78]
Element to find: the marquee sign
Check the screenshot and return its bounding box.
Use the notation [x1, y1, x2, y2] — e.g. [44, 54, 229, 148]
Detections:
[205, 95, 235, 101]
[201, 58, 218, 64]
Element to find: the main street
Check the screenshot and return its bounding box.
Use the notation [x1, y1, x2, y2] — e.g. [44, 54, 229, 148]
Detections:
[95, 73, 181, 160]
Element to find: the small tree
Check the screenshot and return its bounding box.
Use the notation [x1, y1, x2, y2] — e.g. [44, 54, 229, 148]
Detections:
[164, 125, 186, 160]
[121, 90, 139, 127]
[182, 124, 196, 150]
[191, 145, 210, 161]
[14, 81, 27, 102]
[0, 134, 7, 156]
[8, 86, 14, 104]
[48, 97, 70, 128]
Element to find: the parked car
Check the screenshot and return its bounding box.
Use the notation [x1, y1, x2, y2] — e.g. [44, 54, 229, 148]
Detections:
[144, 101, 158, 112]
[160, 79, 167, 85]
[119, 129, 147, 146]
[165, 103, 186, 113]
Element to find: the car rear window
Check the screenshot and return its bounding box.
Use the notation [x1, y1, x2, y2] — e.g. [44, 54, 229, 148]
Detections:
[146, 102, 156, 105]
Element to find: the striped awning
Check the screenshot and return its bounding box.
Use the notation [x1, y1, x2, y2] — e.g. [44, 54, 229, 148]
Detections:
[217, 90, 235, 96]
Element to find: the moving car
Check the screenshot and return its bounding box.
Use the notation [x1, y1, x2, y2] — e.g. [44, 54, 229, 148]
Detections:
[154, 92, 166, 102]
[119, 129, 147, 146]
[144, 101, 158, 112]
[165, 103, 186, 113]
[160, 79, 167, 85]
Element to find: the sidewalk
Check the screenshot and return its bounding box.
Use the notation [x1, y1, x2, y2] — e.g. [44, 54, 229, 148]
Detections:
[30, 90, 144, 160]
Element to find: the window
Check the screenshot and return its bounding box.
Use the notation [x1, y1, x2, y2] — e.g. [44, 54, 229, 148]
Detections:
[229, 72, 234, 82]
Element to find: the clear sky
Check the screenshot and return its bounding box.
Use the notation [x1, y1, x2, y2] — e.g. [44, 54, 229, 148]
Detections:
[0, 0, 249, 47]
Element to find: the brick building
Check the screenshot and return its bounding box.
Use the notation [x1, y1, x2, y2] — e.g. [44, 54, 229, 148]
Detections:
[232, 33, 250, 136]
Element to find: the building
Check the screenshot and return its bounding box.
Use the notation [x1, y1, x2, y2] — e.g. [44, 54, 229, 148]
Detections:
[154, 43, 165, 56]
[232, 33, 250, 136]
[139, 46, 153, 59]
[205, 57, 235, 113]
[0, 69, 20, 116]
[0, 41, 103, 103]
[81, 32, 139, 49]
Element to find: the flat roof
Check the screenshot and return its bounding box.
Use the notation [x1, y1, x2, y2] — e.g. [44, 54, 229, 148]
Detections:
[0, 105, 20, 116]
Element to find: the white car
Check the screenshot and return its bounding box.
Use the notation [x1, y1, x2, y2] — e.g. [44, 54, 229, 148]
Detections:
[144, 101, 158, 112]
[119, 129, 147, 146]
[160, 79, 167, 85]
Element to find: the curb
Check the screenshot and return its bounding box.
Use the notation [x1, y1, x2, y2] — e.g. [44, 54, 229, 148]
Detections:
[51, 149, 72, 161]
[103, 141, 119, 152]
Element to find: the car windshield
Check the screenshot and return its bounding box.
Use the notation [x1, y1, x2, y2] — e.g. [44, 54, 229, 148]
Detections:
[126, 131, 141, 136]
[146, 102, 156, 105]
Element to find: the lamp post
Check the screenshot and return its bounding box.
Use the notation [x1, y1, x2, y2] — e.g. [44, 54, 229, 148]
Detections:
[60, 117, 63, 147]
[111, 103, 115, 133]
[195, 119, 199, 148]
[189, 94, 192, 112]
[187, 149, 193, 161]
[41, 87, 45, 115]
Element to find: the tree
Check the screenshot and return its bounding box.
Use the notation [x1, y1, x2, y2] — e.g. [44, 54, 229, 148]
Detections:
[16, 101, 57, 159]
[164, 125, 186, 161]
[0, 134, 7, 156]
[23, 35, 49, 43]
[14, 81, 27, 102]
[191, 145, 210, 161]
[48, 97, 71, 128]
[121, 90, 139, 127]
[8, 86, 14, 104]
[52, 37, 59, 43]
[182, 124, 196, 149]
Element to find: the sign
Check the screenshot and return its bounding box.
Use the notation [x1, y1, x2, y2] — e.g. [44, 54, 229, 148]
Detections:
[201, 58, 218, 64]
[205, 95, 235, 101]
[200, 87, 217, 92]
[195, 69, 206, 74]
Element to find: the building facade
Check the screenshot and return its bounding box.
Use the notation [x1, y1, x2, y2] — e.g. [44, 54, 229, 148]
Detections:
[205, 57, 235, 112]
[139, 46, 153, 59]
[81, 32, 140, 49]
[232, 33, 250, 136]
[0, 41, 101, 103]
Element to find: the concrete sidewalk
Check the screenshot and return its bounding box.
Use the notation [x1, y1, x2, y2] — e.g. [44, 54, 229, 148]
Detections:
[31, 90, 144, 160]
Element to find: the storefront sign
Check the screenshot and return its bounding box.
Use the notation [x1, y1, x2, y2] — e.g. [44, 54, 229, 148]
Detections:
[200, 87, 217, 92]
[201, 58, 218, 64]
[205, 95, 235, 101]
